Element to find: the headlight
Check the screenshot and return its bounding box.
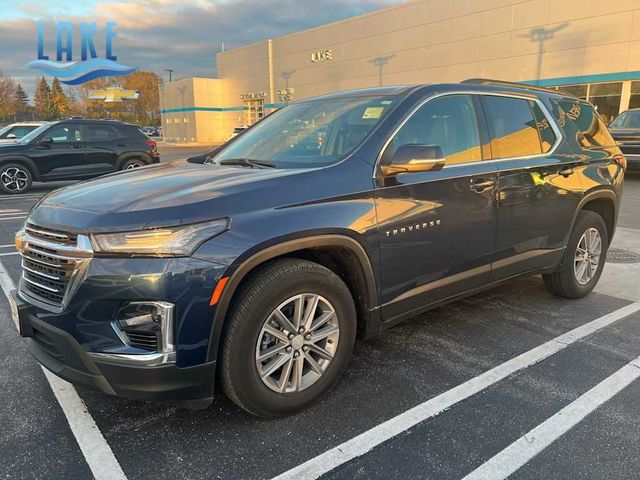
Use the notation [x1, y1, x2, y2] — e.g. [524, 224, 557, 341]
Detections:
[91, 218, 228, 256]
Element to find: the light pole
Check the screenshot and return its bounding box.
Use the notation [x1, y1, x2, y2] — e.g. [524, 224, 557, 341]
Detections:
[521, 23, 568, 85]
[164, 69, 174, 83]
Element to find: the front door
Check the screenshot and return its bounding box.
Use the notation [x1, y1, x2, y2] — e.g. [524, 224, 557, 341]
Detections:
[31, 123, 86, 179]
[375, 94, 498, 324]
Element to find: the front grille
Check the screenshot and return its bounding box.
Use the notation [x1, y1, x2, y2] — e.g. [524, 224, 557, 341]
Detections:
[123, 330, 159, 351]
[18, 224, 92, 310]
[619, 144, 640, 156]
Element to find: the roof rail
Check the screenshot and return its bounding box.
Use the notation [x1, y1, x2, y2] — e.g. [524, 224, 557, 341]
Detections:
[460, 78, 565, 96]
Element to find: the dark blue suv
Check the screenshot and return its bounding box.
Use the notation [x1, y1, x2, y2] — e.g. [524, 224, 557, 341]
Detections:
[11, 80, 626, 417]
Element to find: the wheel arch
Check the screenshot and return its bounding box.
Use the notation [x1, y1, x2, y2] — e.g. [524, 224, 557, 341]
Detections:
[574, 190, 617, 244]
[206, 234, 380, 364]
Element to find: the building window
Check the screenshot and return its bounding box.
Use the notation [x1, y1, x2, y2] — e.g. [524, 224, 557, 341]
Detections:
[587, 82, 622, 124]
[629, 81, 640, 110]
[556, 84, 587, 99]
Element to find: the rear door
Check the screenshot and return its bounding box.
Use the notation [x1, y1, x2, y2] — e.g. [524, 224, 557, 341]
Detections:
[480, 94, 584, 280]
[375, 93, 499, 324]
[83, 123, 122, 173]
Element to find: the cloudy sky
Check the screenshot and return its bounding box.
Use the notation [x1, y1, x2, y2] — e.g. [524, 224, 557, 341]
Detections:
[0, 0, 404, 98]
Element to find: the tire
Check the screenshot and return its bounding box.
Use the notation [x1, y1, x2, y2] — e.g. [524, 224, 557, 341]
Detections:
[543, 210, 608, 299]
[121, 158, 147, 170]
[0, 163, 33, 194]
[221, 258, 357, 417]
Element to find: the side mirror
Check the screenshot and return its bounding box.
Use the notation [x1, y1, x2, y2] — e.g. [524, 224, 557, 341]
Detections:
[39, 137, 53, 146]
[380, 144, 446, 176]
[5, 133, 16, 139]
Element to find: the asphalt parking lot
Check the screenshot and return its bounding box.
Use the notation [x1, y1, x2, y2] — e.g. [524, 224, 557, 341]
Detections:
[1, 169, 639, 480]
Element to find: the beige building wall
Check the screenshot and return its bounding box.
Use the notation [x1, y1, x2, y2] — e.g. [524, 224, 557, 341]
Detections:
[161, 0, 640, 143]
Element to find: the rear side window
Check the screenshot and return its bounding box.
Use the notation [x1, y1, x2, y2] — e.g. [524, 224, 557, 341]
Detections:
[87, 125, 120, 141]
[554, 99, 616, 149]
[530, 102, 558, 152]
[390, 94, 482, 165]
[481, 96, 544, 159]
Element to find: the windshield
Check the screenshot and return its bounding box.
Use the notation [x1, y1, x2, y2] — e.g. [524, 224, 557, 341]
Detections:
[213, 95, 398, 168]
[17, 124, 51, 144]
[610, 111, 640, 129]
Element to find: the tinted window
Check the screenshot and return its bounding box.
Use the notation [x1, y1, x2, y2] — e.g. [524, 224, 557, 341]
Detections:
[45, 124, 83, 142]
[390, 95, 482, 165]
[482, 96, 542, 159]
[87, 125, 119, 141]
[555, 99, 616, 149]
[530, 101, 557, 152]
[610, 111, 640, 129]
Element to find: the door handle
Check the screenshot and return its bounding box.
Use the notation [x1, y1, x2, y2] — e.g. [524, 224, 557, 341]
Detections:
[470, 178, 495, 193]
[558, 167, 575, 177]
[71, 144, 83, 149]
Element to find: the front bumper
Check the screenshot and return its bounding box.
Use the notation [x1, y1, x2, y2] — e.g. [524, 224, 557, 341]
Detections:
[15, 292, 215, 407]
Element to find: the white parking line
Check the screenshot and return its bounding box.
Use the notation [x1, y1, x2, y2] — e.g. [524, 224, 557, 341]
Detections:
[462, 355, 640, 480]
[0, 261, 127, 480]
[272, 301, 640, 480]
[0, 216, 26, 221]
[0, 252, 18, 256]
[0, 244, 14, 248]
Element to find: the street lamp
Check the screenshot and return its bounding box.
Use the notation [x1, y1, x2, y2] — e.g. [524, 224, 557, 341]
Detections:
[164, 69, 174, 83]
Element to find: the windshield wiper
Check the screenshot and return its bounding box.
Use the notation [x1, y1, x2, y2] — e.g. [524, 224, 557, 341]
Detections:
[217, 158, 276, 169]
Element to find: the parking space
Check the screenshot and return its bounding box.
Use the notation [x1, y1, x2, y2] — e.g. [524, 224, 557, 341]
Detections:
[1, 175, 639, 480]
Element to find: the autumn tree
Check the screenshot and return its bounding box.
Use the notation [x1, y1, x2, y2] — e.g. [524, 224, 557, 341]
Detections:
[51, 78, 70, 117]
[13, 84, 31, 115]
[0, 71, 17, 119]
[123, 71, 161, 125]
[34, 77, 57, 120]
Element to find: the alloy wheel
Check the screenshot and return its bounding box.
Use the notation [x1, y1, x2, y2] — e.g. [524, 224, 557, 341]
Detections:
[574, 227, 602, 285]
[255, 293, 340, 393]
[125, 161, 144, 169]
[0, 167, 29, 192]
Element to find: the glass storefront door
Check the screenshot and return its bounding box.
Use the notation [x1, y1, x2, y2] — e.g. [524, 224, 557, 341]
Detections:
[588, 82, 622, 123]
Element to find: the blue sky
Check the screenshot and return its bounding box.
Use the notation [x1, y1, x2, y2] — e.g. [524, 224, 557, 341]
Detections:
[0, 0, 404, 96]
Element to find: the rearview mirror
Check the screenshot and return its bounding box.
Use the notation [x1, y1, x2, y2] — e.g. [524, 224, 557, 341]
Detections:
[381, 144, 446, 176]
[39, 137, 53, 146]
[5, 133, 16, 139]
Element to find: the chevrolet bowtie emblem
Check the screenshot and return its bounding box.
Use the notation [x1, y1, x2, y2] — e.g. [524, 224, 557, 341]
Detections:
[89, 86, 140, 103]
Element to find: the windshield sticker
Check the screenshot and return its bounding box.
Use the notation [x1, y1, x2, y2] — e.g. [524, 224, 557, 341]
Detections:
[362, 107, 384, 119]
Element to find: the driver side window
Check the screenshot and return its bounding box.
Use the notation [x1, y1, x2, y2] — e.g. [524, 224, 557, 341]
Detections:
[391, 95, 482, 165]
[45, 125, 83, 143]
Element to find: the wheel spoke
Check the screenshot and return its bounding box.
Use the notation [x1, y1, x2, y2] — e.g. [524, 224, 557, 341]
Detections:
[278, 357, 294, 392]
[271, 308, 297, 334]
[260, 352, 291, 379]
[257, 342, 288, 361]
[309, 311, 334, 332]
[575, 260, 588, 283]
[291, 356, 304, 391]
[263, 324, 289, 343]
[292, 295, 304, 330]
[302, 294, 320, 331]
[310, 324, 339, 343]
[309, 343, 334, 360]
[304, 351, 323, 375]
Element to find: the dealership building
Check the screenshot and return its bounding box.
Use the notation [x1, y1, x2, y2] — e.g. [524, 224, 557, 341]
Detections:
[160, 0, 640, 144]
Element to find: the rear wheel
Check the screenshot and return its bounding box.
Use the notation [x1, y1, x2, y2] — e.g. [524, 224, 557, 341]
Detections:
[543, 210, 608, 298]
[121, 158, 147, 170]
[221, 258, 357, 417]
[0, 163, 32, 194]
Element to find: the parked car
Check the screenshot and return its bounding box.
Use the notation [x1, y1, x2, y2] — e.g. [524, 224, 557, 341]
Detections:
[0, 122, 48, 144]
[11, 80, 625, 417]
[0, 118, 160, 194]
[142, 126, 160, 137]
[228, 125, 249, 140]
[609, 109, 640, 171]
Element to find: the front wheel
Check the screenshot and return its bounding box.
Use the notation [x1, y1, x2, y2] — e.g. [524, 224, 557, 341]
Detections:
[543, 210, 608, 299]
[221, 259, 357, 417]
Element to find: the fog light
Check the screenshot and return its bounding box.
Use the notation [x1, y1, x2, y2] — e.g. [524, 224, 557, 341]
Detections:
[115, 301, 175, 353]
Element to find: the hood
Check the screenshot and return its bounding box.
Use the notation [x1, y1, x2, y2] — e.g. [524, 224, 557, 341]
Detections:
[609, 128, 640, 142]
[29, 161, 306, 232]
